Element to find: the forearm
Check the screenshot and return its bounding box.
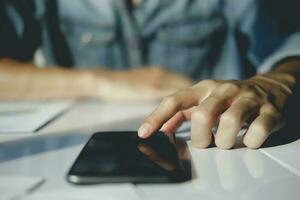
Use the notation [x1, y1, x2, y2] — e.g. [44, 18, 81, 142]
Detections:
[0, 59, 193, 101]
[0, 59, 101, 100]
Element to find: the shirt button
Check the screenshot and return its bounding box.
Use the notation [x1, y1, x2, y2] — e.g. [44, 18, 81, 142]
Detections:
[81, 32, 93, 46]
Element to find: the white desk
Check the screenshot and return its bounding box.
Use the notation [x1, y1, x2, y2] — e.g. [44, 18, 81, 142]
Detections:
[0, 101, 299, 200]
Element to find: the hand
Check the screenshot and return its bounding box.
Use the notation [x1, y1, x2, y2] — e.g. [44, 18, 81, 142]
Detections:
[138, 72, 294, 149]
[0, 60, 192, 100]
[95, 67, 193, 101]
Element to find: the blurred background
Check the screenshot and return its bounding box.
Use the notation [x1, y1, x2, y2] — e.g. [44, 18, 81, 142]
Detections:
[0, 0, 299, 102]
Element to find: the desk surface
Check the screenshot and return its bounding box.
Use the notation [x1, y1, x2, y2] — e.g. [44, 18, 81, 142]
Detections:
[0, 101, 299, 200]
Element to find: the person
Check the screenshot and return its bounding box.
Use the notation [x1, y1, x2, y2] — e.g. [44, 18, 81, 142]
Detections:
[2, 0, 289, 101]
[1, 0, 300, 148]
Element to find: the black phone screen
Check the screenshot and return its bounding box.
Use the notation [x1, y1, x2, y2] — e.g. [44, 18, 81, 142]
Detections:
[67, 131, 191, 184]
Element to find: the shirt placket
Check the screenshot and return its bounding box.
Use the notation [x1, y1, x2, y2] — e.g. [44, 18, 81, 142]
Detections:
[116, 0, 143, 68]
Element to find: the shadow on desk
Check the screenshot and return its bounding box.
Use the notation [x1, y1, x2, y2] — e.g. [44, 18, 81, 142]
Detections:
[263, 120, 300, 148]
[262, 79, 300, 148]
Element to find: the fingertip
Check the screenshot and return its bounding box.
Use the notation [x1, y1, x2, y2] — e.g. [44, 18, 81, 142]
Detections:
[191, 136, 212, 149]
[243, 134, 262, 149]
[138, 123, 152, 138]
[243, 122, 271, 149]
[215, 134, 235, 150]
[215, 141, 234, 150]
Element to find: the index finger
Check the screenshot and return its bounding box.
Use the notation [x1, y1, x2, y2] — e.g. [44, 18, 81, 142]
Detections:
[138, 88, 205, 138]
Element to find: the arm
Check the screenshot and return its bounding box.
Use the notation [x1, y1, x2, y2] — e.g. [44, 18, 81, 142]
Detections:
[138, 58, 300, 149]
[0, 59, 102, 100]
[0, 59, 192, 101]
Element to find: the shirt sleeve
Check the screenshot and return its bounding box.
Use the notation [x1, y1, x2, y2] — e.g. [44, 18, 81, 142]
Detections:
[258, 33, 300, 73]
[233, 0, 300, 75]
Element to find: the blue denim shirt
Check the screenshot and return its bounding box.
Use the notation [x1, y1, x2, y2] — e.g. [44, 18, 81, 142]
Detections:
[14, 0, 300, 80]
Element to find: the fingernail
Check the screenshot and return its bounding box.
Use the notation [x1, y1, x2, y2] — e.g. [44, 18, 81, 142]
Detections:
[138, 123, 151, 138]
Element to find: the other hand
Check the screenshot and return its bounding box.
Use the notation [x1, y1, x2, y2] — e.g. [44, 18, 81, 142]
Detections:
[96, 67, 193, 101]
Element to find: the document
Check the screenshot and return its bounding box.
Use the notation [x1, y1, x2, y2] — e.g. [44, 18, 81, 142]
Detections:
[0, 176, 44, 200]
[0, 101, 72, 133]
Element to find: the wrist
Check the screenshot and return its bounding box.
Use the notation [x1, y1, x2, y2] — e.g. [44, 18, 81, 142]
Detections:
[250, 59, 300, 93]
[262, 71, 296, 88]
[250, 73, 293, 95]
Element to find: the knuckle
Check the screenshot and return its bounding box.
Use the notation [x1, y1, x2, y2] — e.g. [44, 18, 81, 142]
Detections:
[161, 95, 183, 112]
[194, 79, 218, 88]
[144, 116, 159, 126]
[240, 96, 259, 106]
[220, 112, 241, 125]
[191, 108, 213, 124]
[242, 90, 259, 99]
[175, 89, 189, 97]
[200, 79, 217, 86]
[261, 103, 279, 115]
[161, 95, 178, 106]
[219, 82, 240, 92]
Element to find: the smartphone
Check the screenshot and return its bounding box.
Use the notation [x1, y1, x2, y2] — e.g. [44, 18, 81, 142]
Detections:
[67, 131, 191, 184]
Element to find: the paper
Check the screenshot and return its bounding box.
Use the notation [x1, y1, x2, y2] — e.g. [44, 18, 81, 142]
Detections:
[0, 176, 44, 200]
[23, 184, 141, 200]
[0, 101, 72, 133]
